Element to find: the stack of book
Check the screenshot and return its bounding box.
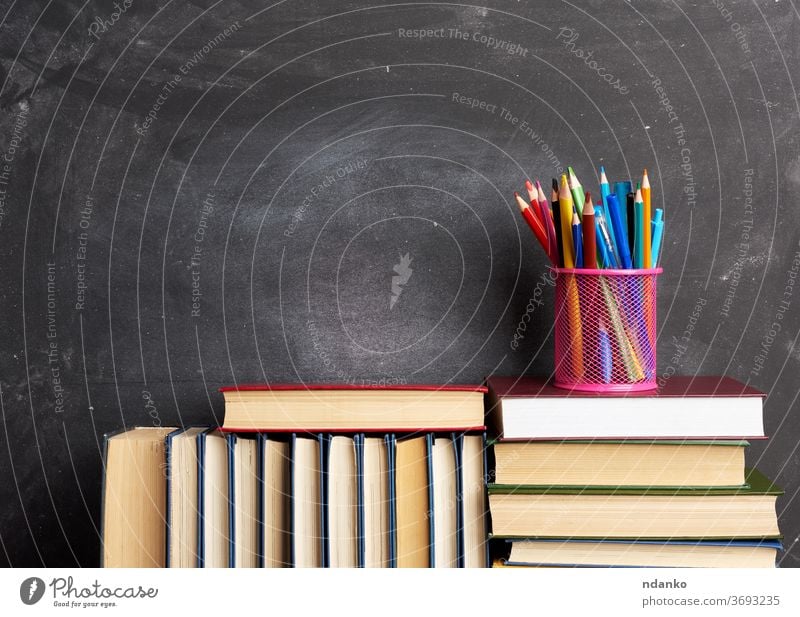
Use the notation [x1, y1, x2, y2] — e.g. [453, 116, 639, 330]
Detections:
[486, 376, 783, 568]
[101, 384, 489, 567]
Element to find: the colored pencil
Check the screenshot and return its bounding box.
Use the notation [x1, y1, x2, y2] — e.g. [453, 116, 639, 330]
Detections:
[606, 193, 632, 269]
[626, 191, 635, 259]
[515, 192, 550, 261]
[525, 179, 543, 224]
[582, 192, 597, 269]
[572, 213, 583, 268]
[634, 188, 645, 269]
[599, 166, 618, 254]
[642, 169, 652, 270]
[614, 181, 632, 232]
[551, 179, 564, 267]
[568, 166, 585, 217]
[537, 181, 558, 266]
[558, 175, 576, 268]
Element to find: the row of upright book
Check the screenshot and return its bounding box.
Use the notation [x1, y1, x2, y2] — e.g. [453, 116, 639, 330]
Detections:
[102, 376, 782, 568]
[486, 376, 782, 567]
[102, 385, 489, 567]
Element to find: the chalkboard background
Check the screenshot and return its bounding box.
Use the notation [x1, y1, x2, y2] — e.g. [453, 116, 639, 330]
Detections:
[1, 0, 798, 567]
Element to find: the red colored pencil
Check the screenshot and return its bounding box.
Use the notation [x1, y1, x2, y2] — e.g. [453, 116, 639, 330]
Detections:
[536, 180, 558, 264]
[525, 179, 544, 225]
[583, 192, 597, 269]
[515, 192, 552, 262]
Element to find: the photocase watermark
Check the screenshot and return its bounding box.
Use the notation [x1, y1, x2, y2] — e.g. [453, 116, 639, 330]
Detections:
[750, 241, 800, 377]
[510, 270, 557, 350]
[136, 21, 242, 136]
[0, 101, 29, 229]
[710, 0, 751, 55]
[720, 169, 755, 318]
[141, 390, 162, 427]
[658, 297, 707, 387]
[20, 575, 158, 609]
[20, 577, 45, 605]
[556, 27, 629, 95]
[397, 27, 529, 56]
[74, 194, 94, 311]
[190, 191, 214, 318]
[450, 93, 564, 173]
[284, 158, 368, 237]
[88, 0, 133, 41]
[390, 253, 413, 310]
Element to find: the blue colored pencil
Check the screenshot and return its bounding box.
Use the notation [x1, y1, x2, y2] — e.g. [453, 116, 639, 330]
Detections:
[572, 213, 583, 268]
[606, 194, 632, 269]
[614, 181, 632, 232]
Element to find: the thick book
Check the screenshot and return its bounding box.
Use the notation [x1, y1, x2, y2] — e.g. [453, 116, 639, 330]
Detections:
[395, 435, 432, 567]
[227, 434, 259, 567]
[462, 434, 489, 568]
[197, 430, 229, 567]
[166, 427, 204, 567]
[219, 384, 487, 432]
[326, 435, 359, 567]
[431, 436, 459, 567]
[102, 427, 175, 567]
[502, 539, 782, 568]
[491, 440, 747, 488]
[486, 376, 765, 440]
[488, 468, 781, 540]
[363, 435, 392, 567]
[291, 434, 324, 567]
[261, 435, 291, 567]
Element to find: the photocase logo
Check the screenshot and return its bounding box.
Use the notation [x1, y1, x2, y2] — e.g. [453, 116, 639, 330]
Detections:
[390, 253, 413, 309]
[20, 577, 45, 605]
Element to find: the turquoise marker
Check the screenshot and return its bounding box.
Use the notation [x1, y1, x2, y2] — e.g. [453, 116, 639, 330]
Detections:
[651, 211, 664, 268]
[651, 208, 664, 239]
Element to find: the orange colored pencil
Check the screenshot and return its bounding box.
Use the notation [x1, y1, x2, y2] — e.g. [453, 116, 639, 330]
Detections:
[642, 169, 652, 268]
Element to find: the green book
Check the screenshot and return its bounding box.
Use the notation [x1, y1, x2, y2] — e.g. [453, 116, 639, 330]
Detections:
[488, 468, 782, 540]
[489, 468, 776, 496]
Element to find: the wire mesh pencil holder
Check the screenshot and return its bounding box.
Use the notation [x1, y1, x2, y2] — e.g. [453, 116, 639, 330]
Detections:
[552, 267, 662, 392]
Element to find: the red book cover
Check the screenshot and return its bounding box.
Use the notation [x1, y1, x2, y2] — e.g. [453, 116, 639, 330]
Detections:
[219, 383, 488, 433]
[220, 383, 488, 393]
[486, 376, 764, 399]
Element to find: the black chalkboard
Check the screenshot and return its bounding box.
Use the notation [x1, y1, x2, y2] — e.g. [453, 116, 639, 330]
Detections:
[0, 0, 798, 566]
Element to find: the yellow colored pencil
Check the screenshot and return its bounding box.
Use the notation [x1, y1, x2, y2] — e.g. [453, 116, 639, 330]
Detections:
[558, 174, 575, 268]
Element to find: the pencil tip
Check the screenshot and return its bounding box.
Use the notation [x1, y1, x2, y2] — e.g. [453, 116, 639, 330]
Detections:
[600, 165, 605, 174]
[525, 179, 533, 190]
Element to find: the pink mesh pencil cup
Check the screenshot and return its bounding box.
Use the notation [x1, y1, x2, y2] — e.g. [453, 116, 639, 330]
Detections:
[552, 267, 662, 392]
